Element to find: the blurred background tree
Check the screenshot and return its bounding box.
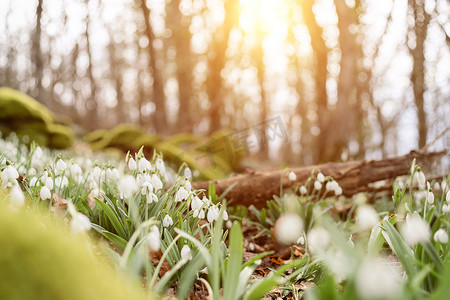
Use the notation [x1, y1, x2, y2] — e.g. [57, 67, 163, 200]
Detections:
[0, 0, 448, 166]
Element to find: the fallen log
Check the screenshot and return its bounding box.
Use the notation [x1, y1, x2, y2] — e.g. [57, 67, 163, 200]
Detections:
[192, 150, 448, 208]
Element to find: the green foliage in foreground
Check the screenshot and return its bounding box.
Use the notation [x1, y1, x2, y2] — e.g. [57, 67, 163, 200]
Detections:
[0, 87, 74, 149]
[0, 196, 147, 300]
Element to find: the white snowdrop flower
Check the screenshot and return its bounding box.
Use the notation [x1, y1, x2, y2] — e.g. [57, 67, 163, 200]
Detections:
[40, 186, 51, 200]
[434, 228, 448, 244]
[184, 179, 192, 191]
[128, 157, 137, 171]
[299, 186, 308, 195]
[70, 212, 91, 234]
[147, 193, 158, 204]
[314, 180, 322, 191]
[317, 172, 325, 183]
[31, 146, 43, 166]
[151, 174, 163, 191]
[202, 196, 212, 206]
[118, 175, 138, 198]
[207, 206, 220, 223]
[226, 220, 232, 228]
[141, 181, 154, 196]
[92, 166, 102, 182]
[28, 167, 36, 176]
[45, 177, 54, 190]
[441, 181, 447, 192]
[335, 186, 343, 196]
[9, 185, 25, 207]
[191, 196, 203, 211]
[1, 165, 19, 188]
[29, 177, 38, 187]
[222, 210, 229, 221]
[397, 180, 404, 189]
[107, 168, 120, 182]
[275, 213, 303, 244]
[70, 163, 82, 176]
[163, 215, 173, 227]
[55, 176, 68, 189]
[356, 257, 402, 300]
[193, 209, 205, 219]
[136, 173, 151, 187]
[433, 181, 440, 191]
[401, 213, 430, 246]
[155, 158, 166, 175]
[426, 190, 435, 204]
[248, 243, 255, 251]
[446, 190, 450, 203]
[147, 225, 160, 252]
[55, 159, 67, 174]
[356, 205, 379, 231]
[415, 171, 426, 189]
[288, 171, 297, 182]
[184, 167, 192, 180]
[138, 157, 152, 172]
[18, 165, 26, 175]
[180, 245, 192, 261]
[175, 186, 189, 202]
[297, 236, 305, 245]
[307, 227, 330, 253]
[443, 204, 450, 214]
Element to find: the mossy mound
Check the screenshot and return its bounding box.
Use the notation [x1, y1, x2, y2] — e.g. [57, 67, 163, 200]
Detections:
[89, 124, 145, 151]
[0, 87, 74, 149]
[0, 197, 147, 300]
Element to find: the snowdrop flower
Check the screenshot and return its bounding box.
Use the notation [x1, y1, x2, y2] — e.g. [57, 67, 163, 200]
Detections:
[426, 190, 434, 204]
[207, 206, 220, 223]
[299, 185, 308, 195]
[325, 180, 338, 192]
[55, 159, 67, 175]
[1, 165, 19, 188]
[434, 229, 448, 244]
[297, 236, 305, 245]
[433, 181, 440, 191]
[151, 174, 163, 191]
[334, 186, 343, 196]
[443, 204, 450, 214]
[226, 220, 232, 228]
[441, 181, 448, 192]
[181, 245, 192, 261]
[141, 181, 154, 196]
[415, 170, 426, 189]
[356, 205, 379, 231]
[193, 209, 205, 219]
[307, 227, 330, 253]
[314, 180, 322, 191]
[248, 242, 255, 251]
[163, 215, 173, 227]
[147, 225, 160, 252]
[29, 177, 38, 187]
[446, 190, 450, 202]
[68, 203, 91, 234]
[9, 185, 25, 207]
[128, 157, 137, 171]
[31, 146, 43, 166]
[275, 213, 303, 244]
[184, 167, 192, 180]
[184, 180, 191, 192]
[175, 186, 189, 202]
[118, 175, 138, 198]
[91, 166, 102, 182]
[69, 163, 82, 177]
[155, 158, 166, 175]
[317, 172, 325, 183]
[138, 157, 152, 172]
[147, 193, 158, 204]
[401, 213, 430, 246]
[45, 177, 54, 190]
[55, 176, 69, 189]
[106, 168, 120, 182]
[356, 257, 402, 299]
[40, 186, 51, 200]
[18, 165, 26, 175]
[288, 171, 297, 182]
[28, 167, 36, 176]
[136, 173, 151, 187]
[191, 196, 204, 211]
[222, 210, 229, 221]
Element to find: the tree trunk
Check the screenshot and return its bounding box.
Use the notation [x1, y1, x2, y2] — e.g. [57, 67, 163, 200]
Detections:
[140, 0, 166, 133]
[409, 0, 430, 148]
[207, 0, 240, 134]
[84, 0, 98, 130]
[301, 0, 329, 163]
[32, 0, 44, 104]
[192, 150, 446, 208]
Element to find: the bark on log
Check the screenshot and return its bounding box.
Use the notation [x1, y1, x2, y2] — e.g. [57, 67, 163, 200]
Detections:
[192, 150, 447, 208]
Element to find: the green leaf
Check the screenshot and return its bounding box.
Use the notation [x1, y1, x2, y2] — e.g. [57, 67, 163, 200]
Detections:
[224, 221, 244, 300]
[91, 223, 128, 251]
[94, 197, 127, 238]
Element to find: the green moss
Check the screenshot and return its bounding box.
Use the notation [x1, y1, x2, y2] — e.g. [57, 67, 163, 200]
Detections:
[132, 134, 163, 150]
[0, 88, 74, 149]
[83, 129, 108, 144]
[0, 198, 147, 300]
[166, 133, 205, 149]
[90, 124, 145, 151]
